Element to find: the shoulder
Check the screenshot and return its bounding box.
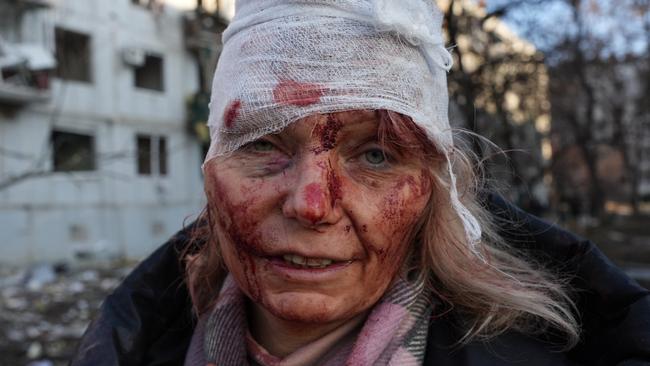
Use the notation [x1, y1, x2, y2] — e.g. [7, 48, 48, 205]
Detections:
[460, 192, 650, 365]
[424, 313, 579, 366]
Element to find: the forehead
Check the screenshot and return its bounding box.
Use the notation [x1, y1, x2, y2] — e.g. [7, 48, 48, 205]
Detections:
[279, 109, 379, 136]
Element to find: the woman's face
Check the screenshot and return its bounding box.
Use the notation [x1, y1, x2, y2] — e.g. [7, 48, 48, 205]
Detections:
[204, 110, 432, 325]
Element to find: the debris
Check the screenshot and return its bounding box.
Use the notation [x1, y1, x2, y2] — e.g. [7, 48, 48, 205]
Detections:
[0, 260, 136, 365]
[26, 342, 43, 359]
[68, 281, 85, 293]
[25, 264, 57, 291]
[79, 270, 98, 282]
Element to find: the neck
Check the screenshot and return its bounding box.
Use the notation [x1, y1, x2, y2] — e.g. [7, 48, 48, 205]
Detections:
[248, 301, 363, 358]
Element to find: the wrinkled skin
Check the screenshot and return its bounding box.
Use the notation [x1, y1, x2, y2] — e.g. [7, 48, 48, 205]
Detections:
[203, 110, 431, 354]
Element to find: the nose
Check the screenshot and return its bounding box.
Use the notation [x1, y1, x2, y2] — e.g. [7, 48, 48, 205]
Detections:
[281, 155, 343, 228]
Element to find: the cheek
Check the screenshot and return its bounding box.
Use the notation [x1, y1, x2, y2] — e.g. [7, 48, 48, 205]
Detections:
[206, 170, 264, 254]
[363, 172, 431, 264]
[205, 169, 277, 302]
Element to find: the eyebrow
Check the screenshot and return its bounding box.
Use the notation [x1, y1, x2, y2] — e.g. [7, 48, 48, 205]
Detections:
[277, 114, 379, 136]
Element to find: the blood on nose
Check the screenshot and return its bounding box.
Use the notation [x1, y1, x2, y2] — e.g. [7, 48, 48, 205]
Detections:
[301, 182, 327, 225]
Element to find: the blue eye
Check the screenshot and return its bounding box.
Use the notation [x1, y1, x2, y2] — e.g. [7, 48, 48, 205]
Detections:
[364, 149, 386, 165]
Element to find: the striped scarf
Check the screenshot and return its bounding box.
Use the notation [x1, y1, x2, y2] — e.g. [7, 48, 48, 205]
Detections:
[200, 274, 433, 365]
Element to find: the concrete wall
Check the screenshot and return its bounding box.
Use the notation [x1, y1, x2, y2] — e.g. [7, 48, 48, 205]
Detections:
[0, 0, 206, 263]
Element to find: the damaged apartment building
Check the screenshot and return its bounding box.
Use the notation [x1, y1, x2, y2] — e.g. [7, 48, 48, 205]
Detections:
[0, 0, 227, 263]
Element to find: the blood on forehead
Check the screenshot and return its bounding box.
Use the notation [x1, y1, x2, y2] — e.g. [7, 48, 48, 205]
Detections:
[312, 114, 343, 154]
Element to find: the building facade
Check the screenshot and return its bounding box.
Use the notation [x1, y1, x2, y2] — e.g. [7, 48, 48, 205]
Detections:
[0, 0, 214, 263]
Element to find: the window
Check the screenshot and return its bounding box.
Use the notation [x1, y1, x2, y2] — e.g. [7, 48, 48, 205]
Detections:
[136, 135, 151, 175]
[134, 54, 164, 91]
[137, 134, 168, 176]
[51, 131, 96, 171]
[55, 27, 92, 82]
[131, 0, 159, 8]
[158, 136, 168, 175]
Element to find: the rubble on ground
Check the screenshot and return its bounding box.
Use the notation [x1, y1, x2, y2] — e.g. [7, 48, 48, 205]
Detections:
[0, 261, 136, 366]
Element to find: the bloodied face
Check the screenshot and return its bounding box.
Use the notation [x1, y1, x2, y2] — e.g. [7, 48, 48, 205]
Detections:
[204, 110, 432, 326]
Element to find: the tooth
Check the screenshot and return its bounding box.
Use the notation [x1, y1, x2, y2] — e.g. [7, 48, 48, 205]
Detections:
[306, 258, 333, 267]
[281, 255, 336, 267]
[283, 255, 293, 262]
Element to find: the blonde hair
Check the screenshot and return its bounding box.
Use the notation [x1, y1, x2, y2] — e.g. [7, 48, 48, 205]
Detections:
[184, 110, 580, 348]
[416, 138, 579, 348]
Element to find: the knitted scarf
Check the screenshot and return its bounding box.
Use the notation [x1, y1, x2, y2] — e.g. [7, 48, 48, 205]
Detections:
[197, 274, 433, 366]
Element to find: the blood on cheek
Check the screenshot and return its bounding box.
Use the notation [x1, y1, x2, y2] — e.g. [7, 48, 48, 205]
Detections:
[362, 173, 430, 267]
[206, 170, 269, 303]
[326, 166, 343, 207]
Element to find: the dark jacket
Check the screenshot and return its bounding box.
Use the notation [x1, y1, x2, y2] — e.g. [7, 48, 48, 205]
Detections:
[70, 194, 650, 365]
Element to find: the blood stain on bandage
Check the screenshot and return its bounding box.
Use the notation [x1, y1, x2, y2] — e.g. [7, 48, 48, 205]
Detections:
[273, 79, 324, 106]
[224, 99, 242, 128]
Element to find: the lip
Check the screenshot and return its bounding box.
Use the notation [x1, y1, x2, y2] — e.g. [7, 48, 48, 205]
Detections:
[266, 250, 357, 263]
[264, 256, 354, 282]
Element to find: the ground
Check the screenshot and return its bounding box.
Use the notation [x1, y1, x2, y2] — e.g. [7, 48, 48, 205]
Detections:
[0, 261, 136, 366]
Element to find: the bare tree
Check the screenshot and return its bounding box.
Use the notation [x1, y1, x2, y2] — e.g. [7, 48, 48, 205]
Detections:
[545, 0, 649, 216]
[440, 0, 553, 205]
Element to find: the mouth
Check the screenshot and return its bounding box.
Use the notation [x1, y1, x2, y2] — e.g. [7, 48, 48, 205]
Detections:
[269, 254, 352, 269]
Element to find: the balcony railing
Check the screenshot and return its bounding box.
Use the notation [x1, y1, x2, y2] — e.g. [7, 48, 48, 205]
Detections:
[0, 80, 50, 104]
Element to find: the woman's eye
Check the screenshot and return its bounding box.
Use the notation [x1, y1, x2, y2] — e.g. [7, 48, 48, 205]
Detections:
[250, 140, 275, 152]
[364, 149, 386, 165]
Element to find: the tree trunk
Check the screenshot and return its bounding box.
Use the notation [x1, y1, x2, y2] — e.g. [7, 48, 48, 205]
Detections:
[444, 0, 484, 159]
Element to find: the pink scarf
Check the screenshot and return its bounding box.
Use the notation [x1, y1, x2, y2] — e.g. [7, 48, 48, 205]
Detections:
[184, 274, 432, 366]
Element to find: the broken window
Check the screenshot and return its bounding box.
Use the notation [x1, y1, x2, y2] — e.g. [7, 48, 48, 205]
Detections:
[51, 130, 96, 171]
[136, 134, 168, 176]
[54, 27, 92, 82]
[134, 54, 164, 91]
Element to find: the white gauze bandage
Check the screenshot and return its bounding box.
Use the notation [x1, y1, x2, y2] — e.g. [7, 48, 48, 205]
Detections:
[204, 0, 483, 253]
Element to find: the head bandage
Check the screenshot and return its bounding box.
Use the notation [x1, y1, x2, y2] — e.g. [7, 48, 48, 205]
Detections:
[204, 0, 482, 251]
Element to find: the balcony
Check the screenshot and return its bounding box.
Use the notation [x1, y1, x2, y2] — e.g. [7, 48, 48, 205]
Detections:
[0, 41, 55, 105]
[0, 77, 50, 104]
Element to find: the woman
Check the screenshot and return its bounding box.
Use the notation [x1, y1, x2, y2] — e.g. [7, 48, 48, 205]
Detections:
[72, 0, 650, 365]
[187, 110, 578, 365]
[182, 0, 582, 362]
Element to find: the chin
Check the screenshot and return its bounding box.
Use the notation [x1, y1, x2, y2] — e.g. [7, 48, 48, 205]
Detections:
[262, 291, 358, 324]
